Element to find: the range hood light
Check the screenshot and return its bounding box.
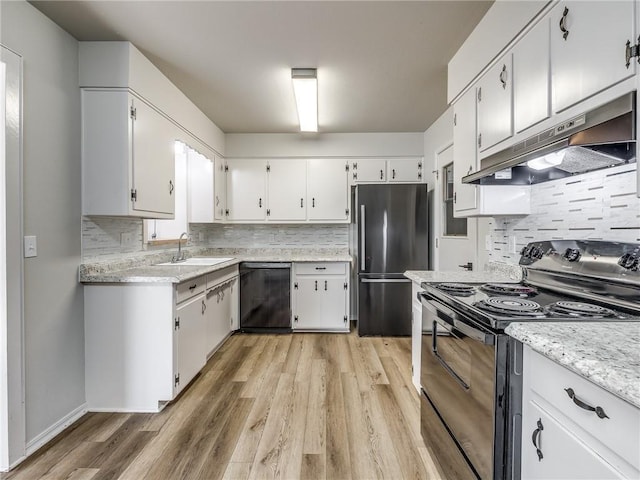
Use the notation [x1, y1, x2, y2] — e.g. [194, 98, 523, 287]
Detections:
[527, 150, 565, 171]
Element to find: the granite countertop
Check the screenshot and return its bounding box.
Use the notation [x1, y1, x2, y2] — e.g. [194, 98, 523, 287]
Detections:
[80, 248, 353, 284]
[506, 322, 640, 409]
[404, 263, 522, 285]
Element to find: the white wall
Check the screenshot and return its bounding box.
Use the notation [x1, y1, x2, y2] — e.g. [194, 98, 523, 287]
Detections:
[1, 0, 85, 451]
[225, 132, 424, 158]
[422, 107, 454, 267]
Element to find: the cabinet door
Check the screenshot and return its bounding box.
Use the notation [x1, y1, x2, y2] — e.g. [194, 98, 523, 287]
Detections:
[388, 158, 423, 182]
[174, 294, 206, 395]
[307, 159, 349, 221]
[293, 277, 323, 329]
[229, 278, 239, 330]
[353, 159, 387, 183]
[204, 286, 231, 356]
[225, 159, 267, 221]
[267, 159, 307, 221]
[188, 150, 214, 223]
[521, 402, 624, 480]
[131, 96, 176, 215]
[514, 17, 550, 133]
[551, 1, 635, 113]
[477, 54, 513, 152]
[214, 157, 226, 221]
[322, 277, 349, 330]
[453, 89, 478, 213]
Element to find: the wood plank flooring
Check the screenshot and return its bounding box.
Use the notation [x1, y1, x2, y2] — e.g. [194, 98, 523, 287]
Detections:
[1, 330, 446, 480]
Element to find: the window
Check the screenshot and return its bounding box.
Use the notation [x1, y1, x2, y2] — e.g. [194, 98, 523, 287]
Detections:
[443, 163, 467, 236]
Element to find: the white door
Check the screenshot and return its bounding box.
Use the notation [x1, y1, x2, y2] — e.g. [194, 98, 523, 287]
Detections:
[131, 96, 176, 215]
[477, 53, 513, 152]
[267, 159, 306, 221]
[307, 159, 349, 221]
[435, 145, 478, 271]
[551, 1, 635, 113]
[513, 16, 550, 133]
[293, 277, 322, 329]
[174, 294, 206, 396]
[188, 149, 214, 223]
[225, 159, 267, 221]
[388, 158, 423, 182]
[452, 88, 478, 214]
[213, 157, 226, 221]
[322, 277, 348, 330]
[353, 159, 386, 183]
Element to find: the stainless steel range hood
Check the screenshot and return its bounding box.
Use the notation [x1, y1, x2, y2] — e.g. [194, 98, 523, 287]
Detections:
[463, 92, 636, 185]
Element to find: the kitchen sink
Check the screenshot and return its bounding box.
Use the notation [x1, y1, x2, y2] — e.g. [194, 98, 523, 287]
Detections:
[156, 257, 235, 266]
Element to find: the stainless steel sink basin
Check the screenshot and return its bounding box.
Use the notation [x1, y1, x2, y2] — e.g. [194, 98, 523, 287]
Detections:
[156, 257, 235, 266]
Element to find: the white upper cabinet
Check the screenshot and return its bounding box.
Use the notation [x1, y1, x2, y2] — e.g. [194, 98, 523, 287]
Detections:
[352, 158, 387, 183]
[82, 90, 176, 218]
[225, 159, 267, 221]
[387, 158, 423, 182]
[477, 53, 513, 152]
[187, 149, 214, 223]
[214, 157, 226, 221]
[551, 1, 635, 113]
[453, 88, 478, 214]
[267, 159, 307, 221]
[307, 159, 350, 221]
[514, 16, 551, 133]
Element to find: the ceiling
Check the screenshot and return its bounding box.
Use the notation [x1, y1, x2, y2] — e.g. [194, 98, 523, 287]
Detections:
[31, 1, 493, 134]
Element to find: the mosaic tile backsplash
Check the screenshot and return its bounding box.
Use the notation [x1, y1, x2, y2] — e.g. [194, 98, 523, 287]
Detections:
[487, 164, 639, 264]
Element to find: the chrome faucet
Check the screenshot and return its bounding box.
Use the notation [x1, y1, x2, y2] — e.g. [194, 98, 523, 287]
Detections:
[172, 232, 188, 263]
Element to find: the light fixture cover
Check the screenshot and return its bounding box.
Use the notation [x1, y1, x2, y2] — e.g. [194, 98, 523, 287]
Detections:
[292, 68, 318, 132]
[527, 150, 565, 171]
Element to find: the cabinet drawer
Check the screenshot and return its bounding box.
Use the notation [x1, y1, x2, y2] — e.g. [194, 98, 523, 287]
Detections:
[528, 349, 640, 471]
[176, 275, 206, 304]
[295, 262, 346, 275]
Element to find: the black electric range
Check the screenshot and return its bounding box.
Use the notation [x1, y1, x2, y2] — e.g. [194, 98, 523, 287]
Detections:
[418, 240, 640, 480]
[421, 239, 640, 331]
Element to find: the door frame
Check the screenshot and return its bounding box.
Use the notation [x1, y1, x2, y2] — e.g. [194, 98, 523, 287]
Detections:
[1, 45, 26, 471]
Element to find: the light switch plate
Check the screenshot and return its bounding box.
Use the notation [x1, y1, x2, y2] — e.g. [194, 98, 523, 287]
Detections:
[485, 234, 492, 251]
[24, 235, 37, 258]
[508, 236, 517, 254]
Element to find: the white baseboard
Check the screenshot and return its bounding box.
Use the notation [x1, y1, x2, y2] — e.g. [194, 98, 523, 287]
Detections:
[25, 403, 87, 457]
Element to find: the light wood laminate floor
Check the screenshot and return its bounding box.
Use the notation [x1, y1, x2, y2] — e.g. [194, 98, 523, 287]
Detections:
[2, 331, 446, 480]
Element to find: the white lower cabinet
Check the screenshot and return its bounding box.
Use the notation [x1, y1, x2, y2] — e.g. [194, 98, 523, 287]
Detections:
[291, 262, 350, 332]
[174, 292, 206, 397]
[204, 268, 239, 357]
[521, 346, 640, 479]
[84, 266, 239, 412]
[410, 280, 423, 392]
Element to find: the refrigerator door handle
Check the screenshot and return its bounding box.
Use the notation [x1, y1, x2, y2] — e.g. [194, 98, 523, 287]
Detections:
[361, 278, 411, 283]
[360, 205, 366, 271]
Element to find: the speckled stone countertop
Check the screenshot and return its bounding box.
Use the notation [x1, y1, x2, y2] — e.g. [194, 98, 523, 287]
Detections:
[506, 322, 640, 408]
[80, 248, 352, 284]
[404, 262, 522, 285]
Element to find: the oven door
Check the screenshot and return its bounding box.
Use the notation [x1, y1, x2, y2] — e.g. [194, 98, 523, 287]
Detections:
[420, 294, 496, 480]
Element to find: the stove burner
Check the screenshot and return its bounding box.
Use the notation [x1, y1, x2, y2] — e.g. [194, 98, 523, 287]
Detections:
[475, 296, 544, 317]
[435, 283, 476, 297]
[545, 301, 618, 318]
[480, 283, 538, 296]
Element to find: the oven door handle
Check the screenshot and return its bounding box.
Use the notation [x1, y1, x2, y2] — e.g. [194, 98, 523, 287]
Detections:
[421, 295, 495, 346]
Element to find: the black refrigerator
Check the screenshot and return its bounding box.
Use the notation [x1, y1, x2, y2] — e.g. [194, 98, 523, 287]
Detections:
[353, 184, 428, 336]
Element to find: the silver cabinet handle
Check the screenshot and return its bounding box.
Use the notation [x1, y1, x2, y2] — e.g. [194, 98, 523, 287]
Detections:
[379, 169, 383, 180]
[532, 419, 544, 461]
[258, 198, 262, 208]
[169, 180, 174, 195]
[564, 388, 609, 419]
[499, 64, 507, 89]
[360, 205, 366, 271]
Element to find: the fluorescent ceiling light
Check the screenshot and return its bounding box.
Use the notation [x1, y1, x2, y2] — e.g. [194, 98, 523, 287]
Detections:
[292, 68, 318, 132]
[527, 150, 565, 171]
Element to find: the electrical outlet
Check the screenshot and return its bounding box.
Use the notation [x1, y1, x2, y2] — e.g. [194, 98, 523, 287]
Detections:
[120, 232, 136, 247]
[485, 234, 492, 251]
[509, 236, 517, 254]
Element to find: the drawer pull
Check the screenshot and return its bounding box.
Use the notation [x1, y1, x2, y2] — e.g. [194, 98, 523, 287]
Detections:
[564, 388, 609, 419]
[315, 267, 326, 270]
[188, 284, 197, 291]
[531, 418, 544, 461]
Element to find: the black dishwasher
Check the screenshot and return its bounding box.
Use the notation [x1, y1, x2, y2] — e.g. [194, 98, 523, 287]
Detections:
[239, 262, 292, 332]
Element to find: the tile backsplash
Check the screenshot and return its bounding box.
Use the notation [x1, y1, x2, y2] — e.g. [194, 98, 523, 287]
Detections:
[82, 216, 348, 261]
[487, 164, 639, 264]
